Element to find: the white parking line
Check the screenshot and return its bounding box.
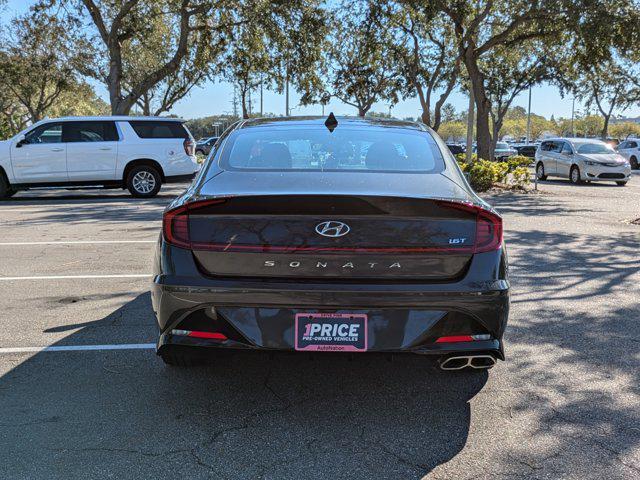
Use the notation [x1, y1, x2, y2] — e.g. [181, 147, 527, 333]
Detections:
[0, 274, 151, 281]
[0, 343, 156, 354]
[0, 240, 156, 246]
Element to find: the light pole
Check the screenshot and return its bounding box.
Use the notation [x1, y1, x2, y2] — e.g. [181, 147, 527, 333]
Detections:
[571, 97, 575, 137]
[526, 85, 532, 144]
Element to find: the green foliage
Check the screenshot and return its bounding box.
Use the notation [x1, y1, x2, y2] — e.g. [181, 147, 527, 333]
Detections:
[439, 121, 468, 141]
[185, 115, 239, 139]
[506, 155, 533, 170]
[456, 156, 531, 192]
[609, 122, 640, 139]
[329, 1, 402, 117]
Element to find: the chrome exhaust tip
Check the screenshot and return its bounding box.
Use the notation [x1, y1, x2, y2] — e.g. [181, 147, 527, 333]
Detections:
[439, 354, 496, 371]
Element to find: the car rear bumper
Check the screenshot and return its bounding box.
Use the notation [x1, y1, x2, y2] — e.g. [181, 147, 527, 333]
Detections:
[152, 243, 510, 359]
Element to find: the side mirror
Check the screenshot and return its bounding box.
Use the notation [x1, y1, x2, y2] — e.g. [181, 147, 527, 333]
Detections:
[15, 135, 26, 148]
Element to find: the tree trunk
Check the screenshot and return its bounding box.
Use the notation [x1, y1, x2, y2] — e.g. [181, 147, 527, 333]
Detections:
[601, 114, 610, 140]
[420, 109, 430, 126]
[358, 106, 367, 117]
[241, 90, 249, 119]
[491, 120, 502, 151]
[475, 102, 493, 161]
[464, 51, 493, 161]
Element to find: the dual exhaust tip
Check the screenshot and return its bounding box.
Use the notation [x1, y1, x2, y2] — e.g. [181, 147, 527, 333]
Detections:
[439, 354, 496, 371]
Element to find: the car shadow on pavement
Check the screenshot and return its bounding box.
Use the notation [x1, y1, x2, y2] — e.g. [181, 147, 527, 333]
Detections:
[0, 292, 487, 479]
[1, 185, 188, 203]
[484, 194, 640, 476]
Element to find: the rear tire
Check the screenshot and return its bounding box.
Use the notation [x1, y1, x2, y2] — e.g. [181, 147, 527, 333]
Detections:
[126, 165, 162, 198]
[159, 352, 205, 367]
[536, 162, 547, 180]
[616, 181, 628, 186]
[0, 173, 15, 199]
[570, 165, 582, 184]
[630, 156, 638, 170]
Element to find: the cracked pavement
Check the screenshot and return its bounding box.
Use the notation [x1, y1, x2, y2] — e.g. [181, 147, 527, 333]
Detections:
[0, 175, 639, 479]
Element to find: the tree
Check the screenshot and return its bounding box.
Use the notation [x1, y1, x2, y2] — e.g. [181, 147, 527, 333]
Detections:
[441, 103, 457, 123]
[482, 41, 555, 146]
[438, 0, 640, 160]
[438, 1, 567, 159]
[219, 1, 328, 119]
[609, 122, 640, 140]
[574, 60, 640, 139]
[381, 2, 460, 130]
[438, 121, 467, 141]
[40, 0, 225, 115]
[0, 12, 87, 123]
[121, 12, 212, 116]
[329, 1, 401, 117]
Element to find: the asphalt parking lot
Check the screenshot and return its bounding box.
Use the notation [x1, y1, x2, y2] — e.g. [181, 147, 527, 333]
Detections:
[1, 174, 639, 480]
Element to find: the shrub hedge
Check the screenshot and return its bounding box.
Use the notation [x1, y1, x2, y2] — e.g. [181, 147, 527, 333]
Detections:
[454, 154, 532, 192]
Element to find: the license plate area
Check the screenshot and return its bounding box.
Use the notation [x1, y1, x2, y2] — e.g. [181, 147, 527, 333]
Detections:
[294, 313, 368, 352]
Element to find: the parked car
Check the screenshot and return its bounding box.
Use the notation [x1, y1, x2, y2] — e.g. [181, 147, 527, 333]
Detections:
[535, 138, 631, 186]
[195, 136, 219, 156]
[446, 143, 465, 155]
[514, 144, 538, 158]
[494, 142, 518, 161]
[0, 116, 199, 198]
[153, 116, 509, 371]
[616, 138, 640, 169]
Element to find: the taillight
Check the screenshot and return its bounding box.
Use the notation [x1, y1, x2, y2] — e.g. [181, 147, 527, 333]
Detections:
[162, 199, 226, 249]
[436, 334, 491, 343]
[475, 209, 502, 253]
[436, 200, 503, 253]
[183, 138, 195, 156]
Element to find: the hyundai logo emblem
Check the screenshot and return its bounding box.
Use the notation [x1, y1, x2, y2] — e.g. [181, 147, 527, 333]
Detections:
[315, 221, 350, 238]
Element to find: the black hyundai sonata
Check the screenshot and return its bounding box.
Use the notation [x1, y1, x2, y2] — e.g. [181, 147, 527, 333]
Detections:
[152, 116, 509, 370]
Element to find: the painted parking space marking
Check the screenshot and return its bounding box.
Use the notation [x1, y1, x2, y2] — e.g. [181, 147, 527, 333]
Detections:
[0, 343, 156, 354]
[0, 274, 151, 281]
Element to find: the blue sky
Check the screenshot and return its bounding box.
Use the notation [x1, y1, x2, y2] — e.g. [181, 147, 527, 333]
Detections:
[4, 0, 640, 121]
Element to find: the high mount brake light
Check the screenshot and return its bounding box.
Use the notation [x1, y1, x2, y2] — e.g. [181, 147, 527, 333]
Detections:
[435, 200, 503, 253]
[163, 199, 227, 249]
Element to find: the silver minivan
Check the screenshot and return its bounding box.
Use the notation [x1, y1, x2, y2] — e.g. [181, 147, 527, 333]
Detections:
[535, 138, 631, 186]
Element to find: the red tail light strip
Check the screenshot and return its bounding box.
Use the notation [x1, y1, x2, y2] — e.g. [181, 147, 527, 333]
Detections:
[187, 331, 227, 340]
[188, 243, 476, 254]
[436, 334, 491, 343]
[163, 199, 502, 254]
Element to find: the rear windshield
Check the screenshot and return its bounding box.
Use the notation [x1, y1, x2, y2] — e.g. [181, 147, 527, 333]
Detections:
[129, 121, 188, 139]
[496, 142, 510, 149]
[219, 126, 445, 173]
[576, 142, 615, 154]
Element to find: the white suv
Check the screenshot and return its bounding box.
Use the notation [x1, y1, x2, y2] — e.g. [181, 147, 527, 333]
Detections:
[616, 138, 640, 170]
[0, 116, 200, 198]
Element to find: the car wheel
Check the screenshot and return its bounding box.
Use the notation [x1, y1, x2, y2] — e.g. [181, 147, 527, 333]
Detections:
[616, 181, 628, 186]
[570, 165, 582, 184]
[159, 352, 205, 367]
[630, 156, 638, 170]
[0, 175, 15, 199]
[126, 165, 162, 198]
[536, 162, 547, 180]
